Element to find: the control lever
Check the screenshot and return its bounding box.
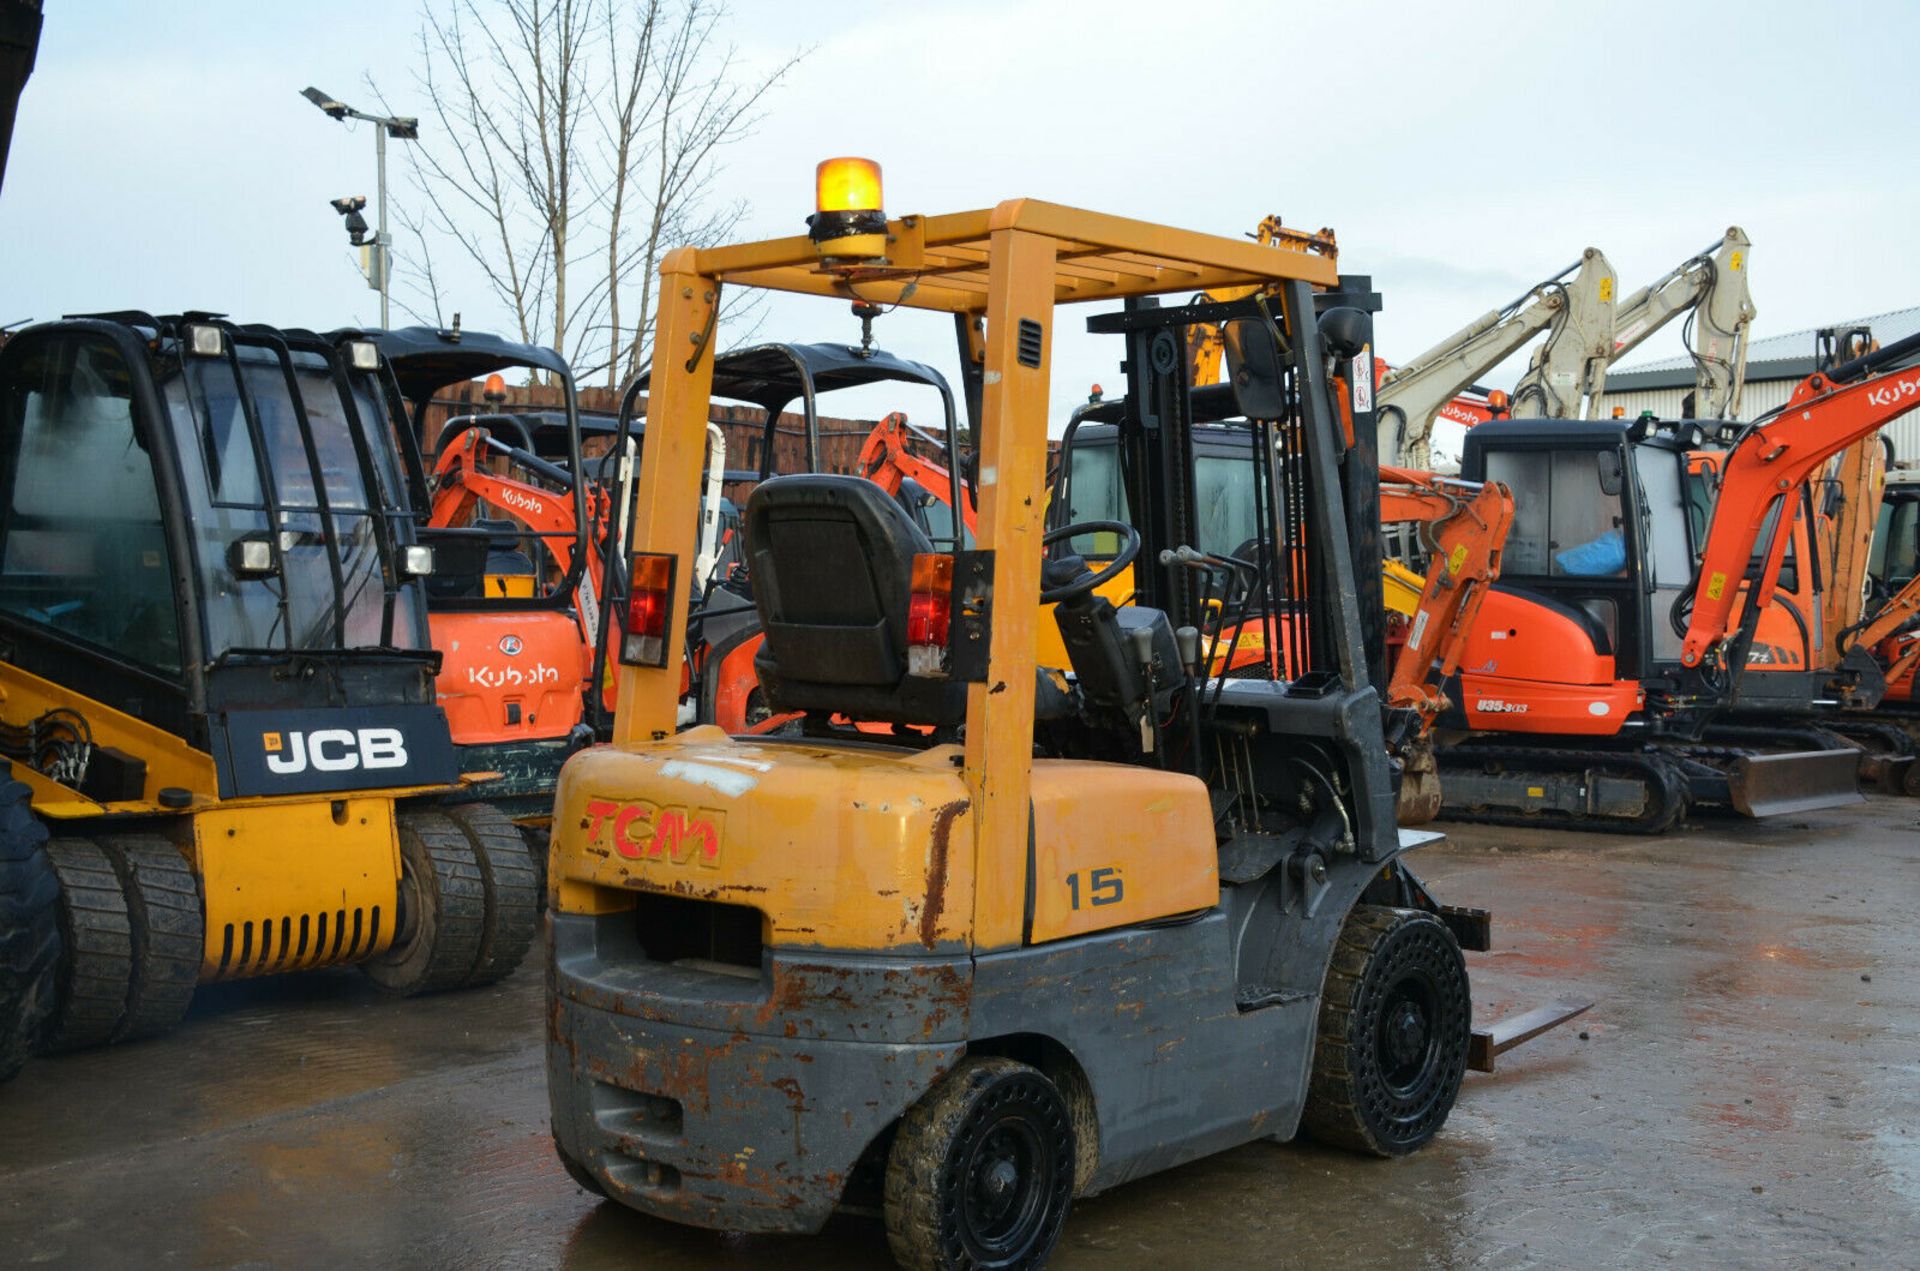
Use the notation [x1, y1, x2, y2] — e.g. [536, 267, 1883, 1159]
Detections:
[1175, 625, 1201, 676]
[1129, 624, 1158, 753]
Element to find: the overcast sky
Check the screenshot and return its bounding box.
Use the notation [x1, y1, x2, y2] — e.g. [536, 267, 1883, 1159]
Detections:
[5, 0, 1918, 429]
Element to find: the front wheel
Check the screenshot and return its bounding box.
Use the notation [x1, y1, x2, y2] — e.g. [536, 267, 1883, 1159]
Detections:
[1301, 905, 1470, 1157]
[884, 1056, 1075, 1271]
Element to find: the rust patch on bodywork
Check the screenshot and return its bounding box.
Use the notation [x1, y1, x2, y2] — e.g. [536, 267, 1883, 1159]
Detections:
[921, 800, 969, 948]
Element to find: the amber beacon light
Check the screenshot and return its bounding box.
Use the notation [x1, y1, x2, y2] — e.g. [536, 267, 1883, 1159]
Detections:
[808, 157, 887, 265]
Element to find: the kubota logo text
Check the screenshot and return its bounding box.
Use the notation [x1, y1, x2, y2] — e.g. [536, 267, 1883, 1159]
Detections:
[498, 487, 545, 514]
[583, 798, 722, 867]
[262, 728, 409, 774]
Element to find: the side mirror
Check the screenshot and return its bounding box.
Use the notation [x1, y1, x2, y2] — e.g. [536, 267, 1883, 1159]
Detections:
[1223, 316, 1288, 420]
[1597, 450, 1624, 497]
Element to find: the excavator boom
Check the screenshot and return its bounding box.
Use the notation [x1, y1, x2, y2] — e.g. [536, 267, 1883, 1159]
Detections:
[1605, 227, 1754, 419]
[1684, 329, 1920, 668]
[1377, 249, 1615, 468]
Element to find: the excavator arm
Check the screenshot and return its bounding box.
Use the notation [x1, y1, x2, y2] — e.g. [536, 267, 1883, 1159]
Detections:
[858, 411, 977, 536]
[428, 426, 608, 585]
[1380, 466, 1516, 724]
[1377, 249, 1614, 468]
[1683, 330, 1920, 669]
[1605, 227, 1754, 419]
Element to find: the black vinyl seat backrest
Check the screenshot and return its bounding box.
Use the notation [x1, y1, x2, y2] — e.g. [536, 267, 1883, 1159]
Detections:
[746, 474, 967, 726]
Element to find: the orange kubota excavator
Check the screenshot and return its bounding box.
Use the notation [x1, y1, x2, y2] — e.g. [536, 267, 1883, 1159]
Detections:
[373, 330, 600, 859]
[1436, 329, 1920, 829]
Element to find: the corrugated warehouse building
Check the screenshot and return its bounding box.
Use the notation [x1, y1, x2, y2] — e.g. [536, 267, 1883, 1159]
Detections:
[1591, 304, 1920, 462]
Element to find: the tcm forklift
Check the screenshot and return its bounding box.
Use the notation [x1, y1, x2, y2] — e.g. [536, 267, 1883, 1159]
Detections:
[547, 169, 1560, 1269]
[0, 314, 538, 1073]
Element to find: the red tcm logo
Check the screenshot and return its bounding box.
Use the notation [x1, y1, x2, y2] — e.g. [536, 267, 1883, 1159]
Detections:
[583, 799, 722, 868]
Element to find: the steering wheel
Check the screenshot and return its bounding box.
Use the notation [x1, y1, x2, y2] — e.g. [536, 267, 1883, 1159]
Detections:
[433, 413, 536, 462]
[1039, 520, 1141, 604]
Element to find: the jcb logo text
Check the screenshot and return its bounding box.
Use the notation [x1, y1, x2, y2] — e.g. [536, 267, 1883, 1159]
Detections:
[263, 728, 409, 775]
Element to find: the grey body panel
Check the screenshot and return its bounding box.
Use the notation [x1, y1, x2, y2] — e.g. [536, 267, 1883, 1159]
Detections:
[970, 915, 1315, 1195]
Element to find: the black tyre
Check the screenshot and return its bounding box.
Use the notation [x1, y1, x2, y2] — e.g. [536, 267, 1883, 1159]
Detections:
[100, 835, 203, 1043]
[884, 1056, 1075, 1271]
[519, 823, 550, 910]
[552, 1134, 606, 1197]
[0, 780, 60, 1081]
[361, 811, 487, 996]
[1301, 905, 1470, 1157]
[441, 802, 539, 988]
[40, 838, 133, 1053]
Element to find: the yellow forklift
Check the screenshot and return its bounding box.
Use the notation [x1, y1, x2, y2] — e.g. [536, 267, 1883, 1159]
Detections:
[0, 312, 538, 1067]
[546, 168, 1561, 1267]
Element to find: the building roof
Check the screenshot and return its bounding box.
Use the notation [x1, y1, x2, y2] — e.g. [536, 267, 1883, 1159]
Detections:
[1604, 304, 1920, 390]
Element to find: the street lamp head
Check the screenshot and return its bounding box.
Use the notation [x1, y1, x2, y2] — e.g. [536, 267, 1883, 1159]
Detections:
[301, 85, 350, 121]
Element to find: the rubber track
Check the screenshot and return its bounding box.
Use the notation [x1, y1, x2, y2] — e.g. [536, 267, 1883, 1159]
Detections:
[100, 835, 203, 1043]
[1436, 743, 1690, 835]
[0, 780, 59, 1081]
[41, 838, 133, 1052]
[365, 811, 487, 996]
[441, 802, 538, 988]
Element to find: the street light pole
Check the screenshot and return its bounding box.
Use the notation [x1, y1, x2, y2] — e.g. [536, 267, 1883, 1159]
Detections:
[374, 123, 389, 328]
[301, 86, 418, 330]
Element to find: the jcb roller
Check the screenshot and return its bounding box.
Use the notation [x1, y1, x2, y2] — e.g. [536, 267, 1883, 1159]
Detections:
[0, 313, 538, 1075]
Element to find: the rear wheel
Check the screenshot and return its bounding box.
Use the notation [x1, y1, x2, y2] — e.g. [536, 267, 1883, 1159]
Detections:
[1302, 905, 1470, 1156]
[100, 835, 202, 1043]
[361, 811, 487, 996]
[441, 802, 539, 988]
[0, 779, 60, 1080]
[40, 838, 133, 1053]
[884, 1056, 1075, 1271]
[552, 1134, 606, 1197]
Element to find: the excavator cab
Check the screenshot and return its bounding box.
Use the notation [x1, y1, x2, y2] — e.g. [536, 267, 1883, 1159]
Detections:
[0, 313, 538, 1060]
[548, 186, 1501, 1268]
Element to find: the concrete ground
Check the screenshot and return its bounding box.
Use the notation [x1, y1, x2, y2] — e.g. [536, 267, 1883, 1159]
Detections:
[3, 796, 1918, 1269]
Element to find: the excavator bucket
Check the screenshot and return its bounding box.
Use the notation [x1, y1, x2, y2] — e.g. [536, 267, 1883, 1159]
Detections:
[1725, 748, 1864, 818]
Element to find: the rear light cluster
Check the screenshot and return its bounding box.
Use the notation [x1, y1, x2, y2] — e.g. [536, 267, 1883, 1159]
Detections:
[907, 553, 953, 678]
[621, 552, 676, 667]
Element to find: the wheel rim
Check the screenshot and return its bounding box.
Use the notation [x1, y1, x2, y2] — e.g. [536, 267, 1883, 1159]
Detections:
[962, 1116, 1045, 1254]
[1375, 970, 1439, 1096]
[941, 1080, 1069, 1266]
[1356, 922, 1469, 1147]
[392, 855, 422, 949]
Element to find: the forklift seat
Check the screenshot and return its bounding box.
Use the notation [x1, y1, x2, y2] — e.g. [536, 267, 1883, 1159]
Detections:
[746, 475, 969, 726]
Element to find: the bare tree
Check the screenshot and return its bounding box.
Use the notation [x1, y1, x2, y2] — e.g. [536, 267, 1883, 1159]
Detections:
[380, 0, 799, 384]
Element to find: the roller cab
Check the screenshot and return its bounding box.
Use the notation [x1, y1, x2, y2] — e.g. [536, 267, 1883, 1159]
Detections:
[0, 314, 542, 1061]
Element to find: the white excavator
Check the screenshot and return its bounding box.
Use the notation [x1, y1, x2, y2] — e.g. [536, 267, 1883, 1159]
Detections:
[1379, 227, 1754, 470]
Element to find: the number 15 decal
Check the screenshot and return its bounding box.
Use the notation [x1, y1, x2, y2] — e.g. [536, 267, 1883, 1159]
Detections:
[1065, 867, 1124, 910]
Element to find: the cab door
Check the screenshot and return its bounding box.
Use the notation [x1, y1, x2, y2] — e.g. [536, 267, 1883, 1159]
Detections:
[0, 327, 192, 735]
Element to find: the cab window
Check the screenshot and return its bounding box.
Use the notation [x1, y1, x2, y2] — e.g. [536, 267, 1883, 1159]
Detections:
[1484, 448, 1627, 578]
[0, 335, 183, 675]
